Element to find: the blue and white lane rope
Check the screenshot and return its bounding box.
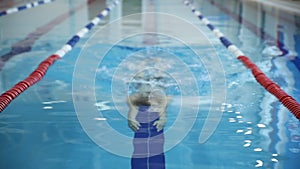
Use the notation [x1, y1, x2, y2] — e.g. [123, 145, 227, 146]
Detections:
[54, 0, 120, 58]
[0, 0, 120, 112]
[0, 0, 56, 17]
[183, 0, 300, 119]
[184, 0, 244, 58]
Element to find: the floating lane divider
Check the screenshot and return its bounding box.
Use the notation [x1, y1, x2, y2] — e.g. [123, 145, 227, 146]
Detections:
[0, 0, 56, 17]
[183, 0, 300, 119]
[0, 0, 120, 112]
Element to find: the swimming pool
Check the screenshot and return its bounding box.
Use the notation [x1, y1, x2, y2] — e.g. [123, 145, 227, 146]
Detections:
[0, 0, 300, 168]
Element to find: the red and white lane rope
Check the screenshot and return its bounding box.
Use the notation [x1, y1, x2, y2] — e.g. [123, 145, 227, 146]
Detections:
[0, 0, 56, 17]
[184, 0, 300, 119]
[0, 0, 120, 112]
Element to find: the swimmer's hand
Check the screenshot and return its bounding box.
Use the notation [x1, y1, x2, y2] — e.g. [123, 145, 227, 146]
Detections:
[128, 119, 141, 132]
[153, 118, 166, 132]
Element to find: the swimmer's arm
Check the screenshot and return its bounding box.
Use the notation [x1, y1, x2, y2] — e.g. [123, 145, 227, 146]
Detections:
[158, 96, 171, 118]
[154, 96, 171, 132]
[127, 95, 141, 132]
[127, 95, 138, 120]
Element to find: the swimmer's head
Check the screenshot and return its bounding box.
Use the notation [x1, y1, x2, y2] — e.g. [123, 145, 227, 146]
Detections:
[134, 77, 166, 94]
[138, 83, 152, 94]
[137, 83, 167, 101]
[129, 68, 170, 96]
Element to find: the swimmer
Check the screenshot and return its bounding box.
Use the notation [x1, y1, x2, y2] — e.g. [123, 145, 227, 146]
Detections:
[127, 72, 171, 169]
[127, 83, 171, 132]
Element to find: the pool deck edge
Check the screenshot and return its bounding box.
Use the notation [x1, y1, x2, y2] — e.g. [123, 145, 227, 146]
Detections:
[252, 0, 300, 15]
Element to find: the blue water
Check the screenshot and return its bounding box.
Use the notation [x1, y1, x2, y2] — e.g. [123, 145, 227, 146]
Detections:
[1, 0, 300, 169]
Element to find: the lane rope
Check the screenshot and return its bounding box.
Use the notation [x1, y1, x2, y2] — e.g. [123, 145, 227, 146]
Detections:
[0, 0, 56, 17]
[0, 0, 120, 112]
[207, 0, 300, 73]
[183, 0, 300, 119]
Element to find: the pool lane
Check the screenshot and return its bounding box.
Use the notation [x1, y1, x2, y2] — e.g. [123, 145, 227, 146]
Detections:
[0, 0, 119, 112]
[0, 0, 96, 71]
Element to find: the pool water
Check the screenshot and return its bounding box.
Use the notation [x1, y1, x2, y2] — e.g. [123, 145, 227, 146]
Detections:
[1, 0, 300, 169]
